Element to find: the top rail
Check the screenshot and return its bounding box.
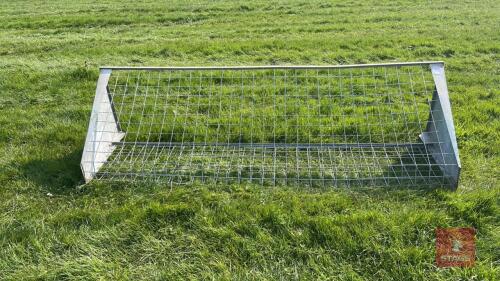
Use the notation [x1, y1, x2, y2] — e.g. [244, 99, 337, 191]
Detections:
[101, 61, 444, 71]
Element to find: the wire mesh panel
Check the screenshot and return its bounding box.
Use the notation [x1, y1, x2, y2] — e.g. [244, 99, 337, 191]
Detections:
[81, 63, 461, 188]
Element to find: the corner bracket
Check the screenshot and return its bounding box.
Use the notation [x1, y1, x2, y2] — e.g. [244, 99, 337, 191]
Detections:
[419, 63, 461, 189]
[80, 69, 125, 183]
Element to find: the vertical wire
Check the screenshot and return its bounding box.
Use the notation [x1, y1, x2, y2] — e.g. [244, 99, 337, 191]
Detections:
[406, 66, 427, 184]
[338, 68, 349, 187]
[326, 69, 337, 186]
[156, 71, 173, 180]
[283, 70, 289, 185]
[134, 71, 152, 180]
[141, 71, 162, 178]
[259, 71, 267, 184]
[358, 68, 373, 185]
[161, 71, 182, 181]
[305, 70, 313, 186]
[316, 69, 326, 187]
[119, 71, 141, 180]
[418, 65, 438, 181]
[214, 70, 224, 182]
[201, 71, 214, 181]
[250, 72, 256, 183]
[383, 67, 402, 186]
[237, 70, 245, 183]
[184, 71, 197, 183]
[294, 70, 300, 185]
[172, 71, 191, 183]
[348, 68, 361, 187]
[191, 71, 205, 181]
[395, 67, 415, 185]
[224, 71, 235, 182]
[272, 69, 277, 186]
[372, 67, 389, 186]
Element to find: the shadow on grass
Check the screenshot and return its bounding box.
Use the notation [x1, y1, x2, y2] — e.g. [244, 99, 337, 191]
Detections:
[21, 149, 84, 194]
[17, 145, 451, 199]
[91, 145, 451, 196]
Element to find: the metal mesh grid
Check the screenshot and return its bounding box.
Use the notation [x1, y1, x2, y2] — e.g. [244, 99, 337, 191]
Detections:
[86, 64, 456, 187]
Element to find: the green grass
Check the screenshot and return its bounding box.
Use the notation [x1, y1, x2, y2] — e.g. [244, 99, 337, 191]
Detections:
[0, 0, 499, 280]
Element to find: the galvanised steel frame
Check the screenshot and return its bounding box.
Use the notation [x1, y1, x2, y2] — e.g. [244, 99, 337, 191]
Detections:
[80, 61, 460, 189]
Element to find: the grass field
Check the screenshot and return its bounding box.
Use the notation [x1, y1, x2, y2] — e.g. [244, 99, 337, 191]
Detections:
[0, 0, 499, 280]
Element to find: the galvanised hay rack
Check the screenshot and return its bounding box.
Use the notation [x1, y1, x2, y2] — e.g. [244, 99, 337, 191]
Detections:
[81, 61, 460, 189]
